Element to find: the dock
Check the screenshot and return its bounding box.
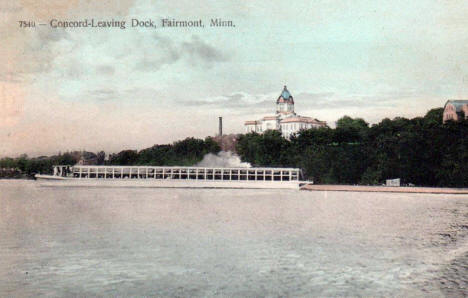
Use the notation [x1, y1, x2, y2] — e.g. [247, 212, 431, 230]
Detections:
[300, 184, 468, 194]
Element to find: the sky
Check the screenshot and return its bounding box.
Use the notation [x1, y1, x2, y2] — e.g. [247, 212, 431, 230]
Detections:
[1, 0, 467, 157]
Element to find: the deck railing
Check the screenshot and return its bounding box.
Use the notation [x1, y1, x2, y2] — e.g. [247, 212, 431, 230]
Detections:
[54, 165, 301, 181]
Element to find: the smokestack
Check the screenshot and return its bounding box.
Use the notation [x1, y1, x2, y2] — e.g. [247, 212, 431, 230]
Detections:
[219, 117, 223, 136]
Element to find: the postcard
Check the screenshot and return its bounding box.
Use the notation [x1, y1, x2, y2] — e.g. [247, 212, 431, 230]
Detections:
[1, 1, 467, 297]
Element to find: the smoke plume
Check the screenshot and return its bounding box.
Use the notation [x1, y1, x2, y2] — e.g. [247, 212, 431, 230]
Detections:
[196, 151, 251, 168]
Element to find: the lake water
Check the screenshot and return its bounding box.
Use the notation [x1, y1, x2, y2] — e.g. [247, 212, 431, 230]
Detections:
[0, 180, 467, 297]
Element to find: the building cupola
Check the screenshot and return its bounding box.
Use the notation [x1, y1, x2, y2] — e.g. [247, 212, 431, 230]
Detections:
[276, 85, 295, 115]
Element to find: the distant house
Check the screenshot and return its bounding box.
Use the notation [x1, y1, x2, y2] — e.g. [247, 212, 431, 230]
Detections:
[76, 152, 98, 165]
[244, 86, 327, 138]
[77, 157, 98, 165]
[443, 100, 468, 123]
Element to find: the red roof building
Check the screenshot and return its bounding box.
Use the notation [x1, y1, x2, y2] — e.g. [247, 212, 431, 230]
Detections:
[443, 100, 468, 123]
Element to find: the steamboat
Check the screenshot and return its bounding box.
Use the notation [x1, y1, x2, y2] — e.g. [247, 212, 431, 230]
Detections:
[35, 165, 308, 189]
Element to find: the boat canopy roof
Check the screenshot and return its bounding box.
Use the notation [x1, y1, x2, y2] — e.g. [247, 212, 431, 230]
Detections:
[64, 165, 301, 171]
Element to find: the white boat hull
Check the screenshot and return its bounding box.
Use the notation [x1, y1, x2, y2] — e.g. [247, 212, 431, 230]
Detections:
[35, 175, 303, 189]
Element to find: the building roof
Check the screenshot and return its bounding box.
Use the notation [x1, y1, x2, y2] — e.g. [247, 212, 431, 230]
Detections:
[277, 85, 294, 104]
[244, 120, 258, 125]
[280, 116, 326, 124]
[445, 100, 468, 112]
[262, 115, 278, 121]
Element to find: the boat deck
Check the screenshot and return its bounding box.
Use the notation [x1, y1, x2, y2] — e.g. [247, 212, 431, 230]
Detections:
[53, 165, 302, 182]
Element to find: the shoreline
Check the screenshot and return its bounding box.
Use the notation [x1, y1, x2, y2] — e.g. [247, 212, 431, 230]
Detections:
[300, 184, 468, 194]
[2, 178, 467, 194]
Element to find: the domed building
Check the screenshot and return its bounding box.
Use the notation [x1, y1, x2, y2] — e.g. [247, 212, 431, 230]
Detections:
[244, 86, 327, 138]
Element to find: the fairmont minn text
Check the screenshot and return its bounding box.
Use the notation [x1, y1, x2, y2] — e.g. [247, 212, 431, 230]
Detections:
[42, 18, 235, 29]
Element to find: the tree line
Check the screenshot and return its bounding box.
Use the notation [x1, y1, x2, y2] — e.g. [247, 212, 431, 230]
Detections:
[236, 108, 467, 187]
[106, 137, 220, 166]
[0, 137, 220, 178]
